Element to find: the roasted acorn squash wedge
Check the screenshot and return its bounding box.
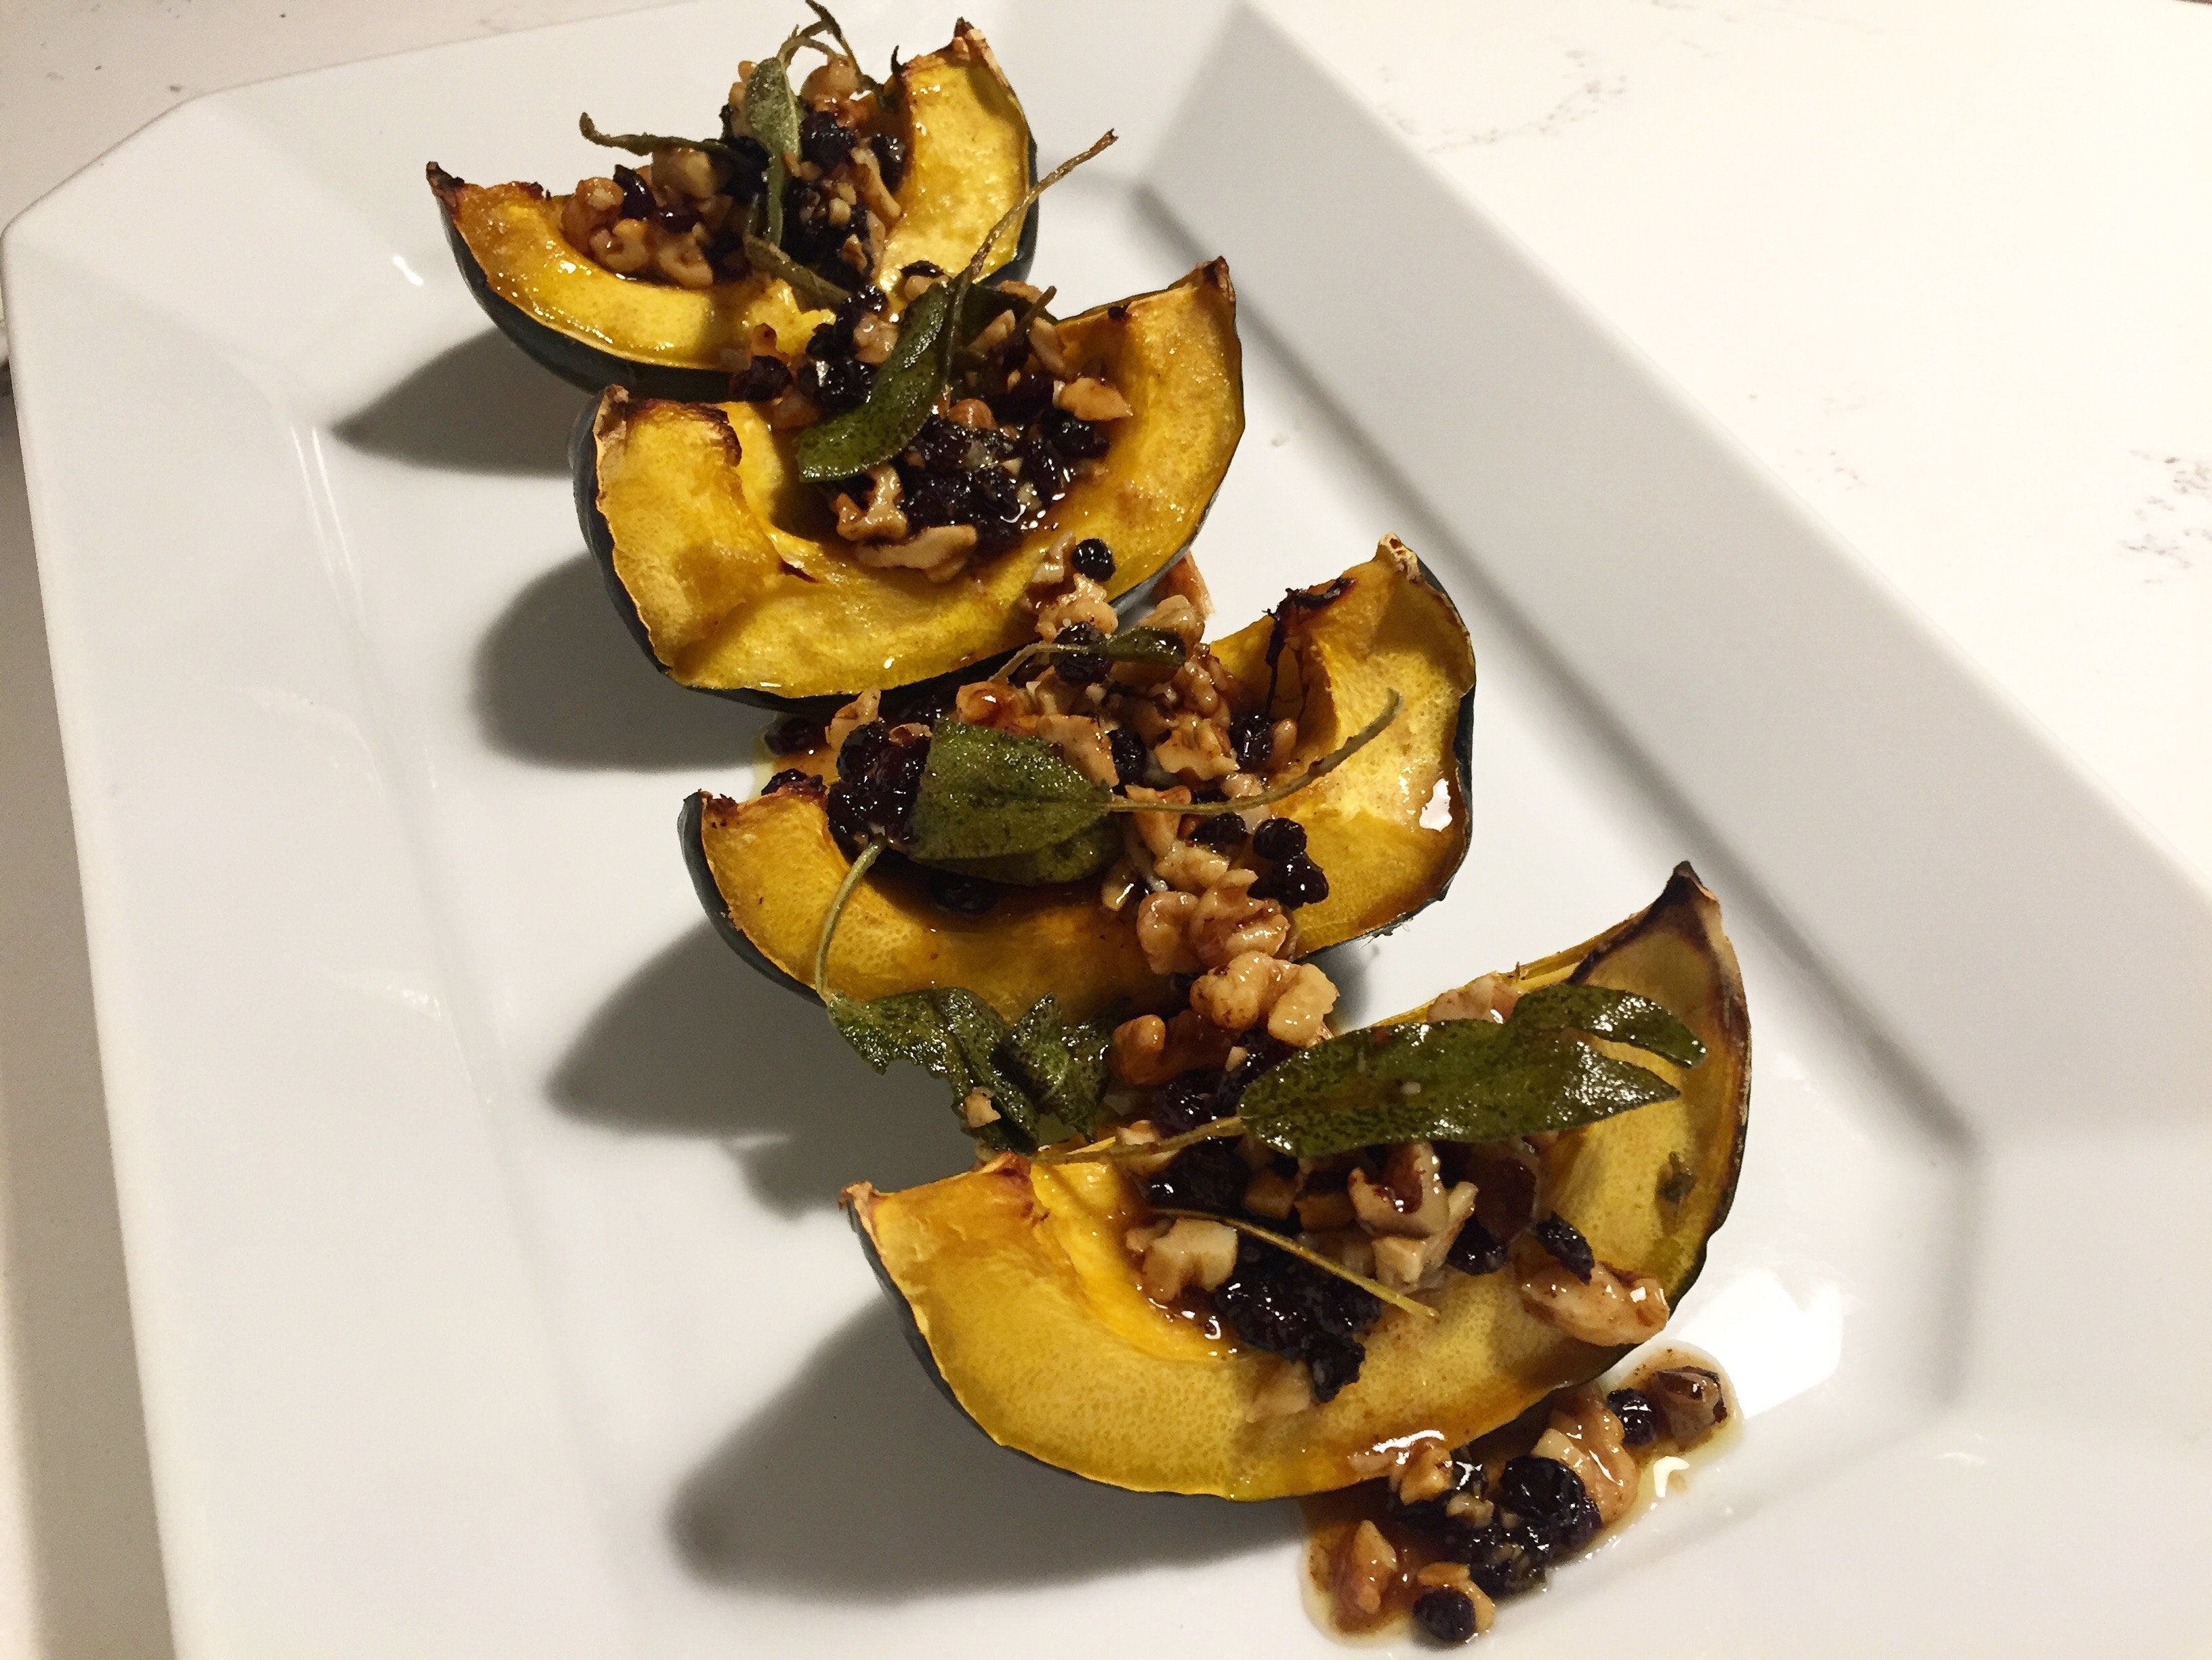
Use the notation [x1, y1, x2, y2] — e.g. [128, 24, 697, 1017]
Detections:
[685, 540, 1475, 1018]
[580, 260, 1244, 703]
[428, 22, 1035, 400]
[845, 864, 1749, 1498]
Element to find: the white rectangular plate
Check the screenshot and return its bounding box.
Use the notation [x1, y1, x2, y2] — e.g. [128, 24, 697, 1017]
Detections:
[6, 3, 2204, 1655]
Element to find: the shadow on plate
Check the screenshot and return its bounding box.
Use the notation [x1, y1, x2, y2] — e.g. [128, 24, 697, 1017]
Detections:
[474, 554, 763, 771]
[332, 331, 583, 476]
[672, 1299, 1294, 1600]
[550, 921, 969, 1211]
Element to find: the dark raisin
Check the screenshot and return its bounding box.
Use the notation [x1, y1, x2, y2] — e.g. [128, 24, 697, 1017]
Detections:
[799, 109, 857, 170]
[1645, 1366, 1730, 1443]
[898, 257, 941, 284]
[807, 320, 848, 361]
[1250, 816, 1307, 860]
[874, 131, 909, 191]
[611, 164, 655, 220]
[1188, 814, 1248, 851]
[1456, 1518, 1553, 1598]
[1446, 1216, 1509, 1277]
[1229, 711, 1275, 773]
[836, 285, 888, 329]
[836, 720, 890, 781]
[1411, 1589, 1478, 1645]
[990, 370, 1055, 426]
[762, 768, 822, 797]
[1252, 854, 1328, 910]
[1606, 1388, 1660, 1448]
[814, 356, 875, 414]
[1107, 727, 1148, 787]
[1531, 1216, 1595, 1282]
[650, 201, 699, 232]
[764, 713, 827, 755]
[729, 354, 793, 402]
[1498, 1455, 1600, 1552]
[823, 779, 876, 848]
[927, 870, 998, 917]
[1211, 1235, 1380, 1397]
[1151, 1070, 1223, 1136]
[907, 415, 969, 474]
[1052, 621, 1108, 686]
[1015, 433, 1073, 499]
[1042, 407, 1111, 461]
[1143, 1138, 1247, 1216]
[1069, 537, 1115, 581]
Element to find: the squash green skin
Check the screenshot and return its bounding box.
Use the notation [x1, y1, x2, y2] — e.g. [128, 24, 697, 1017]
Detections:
[428, 22, 1037, 400]
[845, 863, 1752, 1499]
[577, 260, 1244, 705]
[684, 541, 1477, 1017]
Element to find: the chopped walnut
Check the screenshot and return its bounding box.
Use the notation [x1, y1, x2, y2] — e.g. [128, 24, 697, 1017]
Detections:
[1349, 1142, 1451, 1238]
[1532, 1386, 1639, 1524]
[1369, 1182, 1474, 1293]
[561, 175, 626, 248]
[954, 679, 1033, 730]
[1026, 314, 1072, 378]
[960, 1090, 1000, 1129]
[1412, 1563, 1496, 1633]
[849, 307, 900, 365]
[1035, 713, 1122, 787]
[1036, 575, 1117, 638]
[833, 463, 909, 542]
[1186, 869, 1291, 968]
[588, 217, 653, 274]
[1330, 1520, 1398, 1624]
[1295, 1189, 1357, 1231]
[848, 144, 903, 226]
[1645, 1365, 1731, 1445]
[1429, 971, 1522, 1024]
[1153, 839, 1231, 895]
[1516, 1241, 1672, 1346]
[1107, 1009, 1233, 1086]
[1134, 891, 1202, 976]
[1246, 1359, 1313, 1421]
[1139, 1218, 1239, 1301]
[850, 524, 979, 582]
[1243, 1166, 1298, 1220]
[1056, 376, 1134, 422]
[1393, 1437, 1458, 1505]
[1139, 594, 1207, 649]
[1120, 785, 1189, 858]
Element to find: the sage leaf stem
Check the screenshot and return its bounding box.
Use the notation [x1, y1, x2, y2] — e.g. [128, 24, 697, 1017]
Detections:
[1109, 690, 1404, 816]
[1155, 1209, 1435, 1320]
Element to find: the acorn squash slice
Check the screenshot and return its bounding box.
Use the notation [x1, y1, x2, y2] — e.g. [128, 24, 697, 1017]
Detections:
[686, 539, 1475, 1018]
[581, 260, 1244, 703]
[427, 22, 1035, 400]
[845, 864, 1750, 1499]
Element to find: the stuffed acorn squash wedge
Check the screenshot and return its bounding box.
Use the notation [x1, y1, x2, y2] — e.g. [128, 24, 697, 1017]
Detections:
[430, 16, 1035, 399]
[844, 863, 1749, 1499]
[580, 256, 1244, 702]
[687, 540, 1475, 1020]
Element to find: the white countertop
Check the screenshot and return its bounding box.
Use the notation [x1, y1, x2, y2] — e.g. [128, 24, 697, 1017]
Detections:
[2, 1, 2206, 1653]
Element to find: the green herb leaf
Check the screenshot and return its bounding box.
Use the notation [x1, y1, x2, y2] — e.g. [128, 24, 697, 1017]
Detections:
[577, 112, 741, 163]
[904, 720, 1112, 863]
[1507, 982, 1705, 1068]
[1000, 625, 1187, 684]
[1237, 985, 1697, 1159]
[1004, 998, 1113, 1134]
[794, 280, 957, 480]
[744, 37, 806, 248]
[741, 232, 852, 309]
[801, 2, 882, 98]
[830, 985, 1043, 1151]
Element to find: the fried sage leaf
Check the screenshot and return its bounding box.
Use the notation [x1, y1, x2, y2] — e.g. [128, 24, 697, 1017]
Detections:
[577, 113, 741, 164]
[1005, 997, 1112, 1136]
[1507, 981, 1706, 1068]
[1237, 985, 1698, 1159]
[831, 985, 1044, 1151]
[905, 720, 1112, 863]
[795, 280, 957, 481]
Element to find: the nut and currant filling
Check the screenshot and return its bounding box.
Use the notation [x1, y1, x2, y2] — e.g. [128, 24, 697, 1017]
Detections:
[726, 276, 1130, 581]
[1100, 1013, 1673, 1416]
[760, 554, 1331, 924]
[562, 40, 908, 293]
[1307, 1351, 1736, 1643]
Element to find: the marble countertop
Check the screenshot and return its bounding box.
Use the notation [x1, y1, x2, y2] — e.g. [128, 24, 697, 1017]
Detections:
[2, 1, 2206, 1653]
